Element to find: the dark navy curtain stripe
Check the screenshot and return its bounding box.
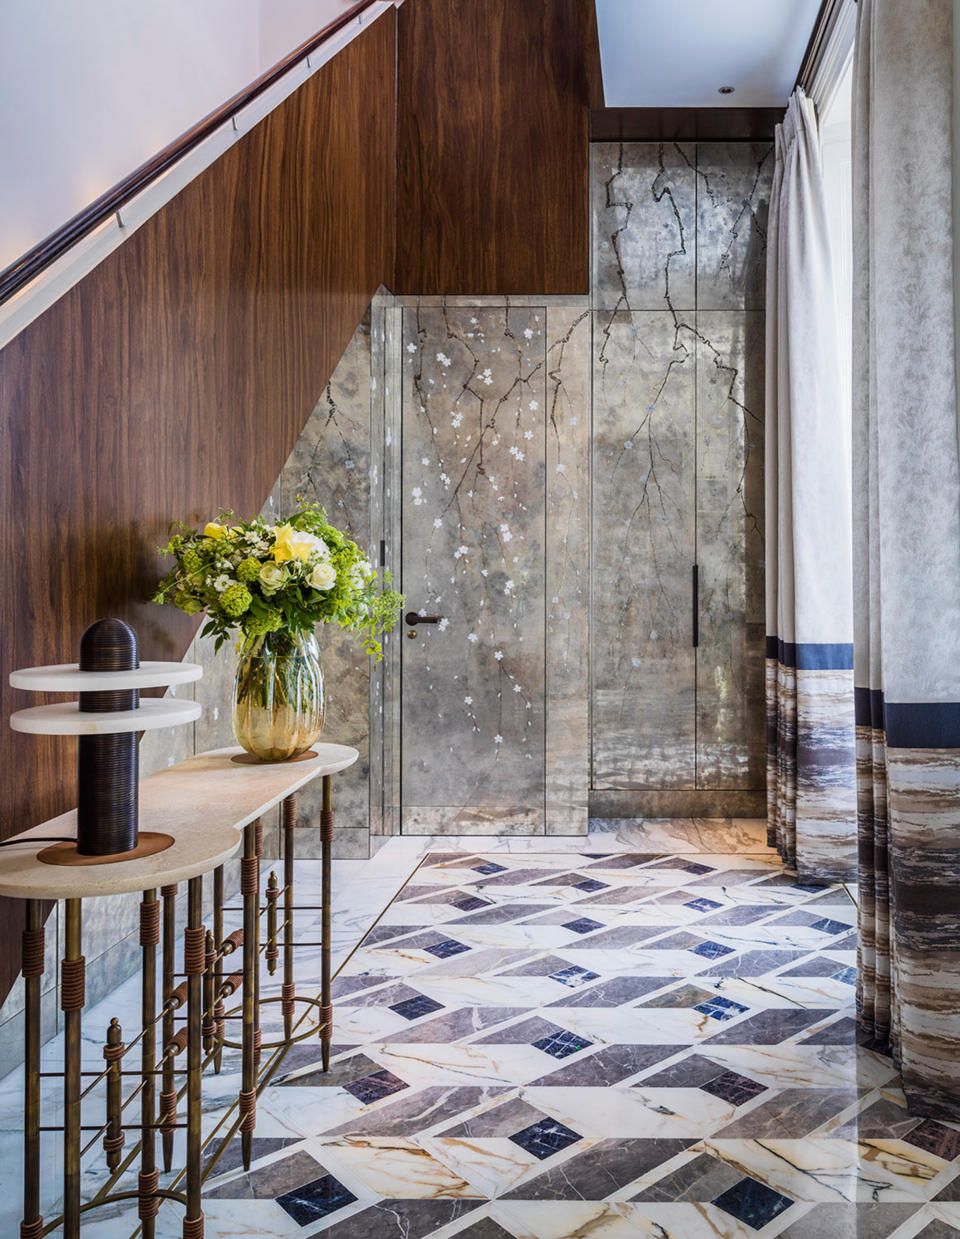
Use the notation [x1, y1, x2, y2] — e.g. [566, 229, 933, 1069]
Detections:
[765, 637, 855, 670]
[854, 689, 960, 747]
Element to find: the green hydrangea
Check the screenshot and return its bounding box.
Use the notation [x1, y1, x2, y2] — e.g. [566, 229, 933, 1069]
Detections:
[174, 592, 203, 615]
[243, 608, 283, 636]
[221, 582, 252, 617]
[237, 557, 261, 582]
[181, 548, 204, 575]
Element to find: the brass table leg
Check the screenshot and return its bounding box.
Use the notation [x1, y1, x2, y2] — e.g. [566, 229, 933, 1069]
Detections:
[160, 883, 178, 1171]
[183, 877, 205, 1239]
[139, 890, 160, 1238]
[213, 866, 224, 1073]
[321, 776, 333, 1071]
[62, 898, 83, 1239]
[240, 820, 259, 1170]
[281, 796, 296, 1043]
[20, 900, 44, 1239]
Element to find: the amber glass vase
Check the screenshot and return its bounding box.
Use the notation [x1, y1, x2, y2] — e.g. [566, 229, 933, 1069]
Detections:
[232, 629, 325, 761]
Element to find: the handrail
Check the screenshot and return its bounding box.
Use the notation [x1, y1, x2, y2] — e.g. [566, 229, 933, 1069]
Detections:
[0, 0, 378, 307]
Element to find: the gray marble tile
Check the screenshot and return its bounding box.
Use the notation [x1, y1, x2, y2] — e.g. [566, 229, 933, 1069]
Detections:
[592, 309, 697, 789]
[503, 1138, 696, 1200]
[632, 1151, 744, 1202]
[592, 142, 697, 311]
[716, 1087, 860, 1138]
[400, 304, 548, 829]
[777, 1204, 921, 1238]
[695, 311, 766, 789]
[696, 142, 774, 310]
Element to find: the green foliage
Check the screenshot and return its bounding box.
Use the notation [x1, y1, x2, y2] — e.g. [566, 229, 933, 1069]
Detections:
[153, 501, 403, 657]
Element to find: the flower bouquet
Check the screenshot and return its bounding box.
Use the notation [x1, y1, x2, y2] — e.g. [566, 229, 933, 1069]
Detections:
[153, 502, 402, 760]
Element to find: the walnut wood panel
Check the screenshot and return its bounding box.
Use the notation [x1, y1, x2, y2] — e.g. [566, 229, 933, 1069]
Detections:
[591, 107, 781, 143]
[0, 9, 396, 1000]
[395, 0, 590, 295]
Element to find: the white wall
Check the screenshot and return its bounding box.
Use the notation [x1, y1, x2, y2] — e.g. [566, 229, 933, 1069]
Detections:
[0, 0, 357, 273]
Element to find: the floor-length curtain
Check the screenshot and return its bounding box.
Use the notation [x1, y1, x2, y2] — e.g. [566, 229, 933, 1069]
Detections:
[854, 0, 960, 1119]
[765, 89, 857, 885]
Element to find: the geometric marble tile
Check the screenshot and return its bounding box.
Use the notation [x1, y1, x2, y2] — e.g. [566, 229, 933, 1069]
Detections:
[275, 1171, 358, 1225]
[712, 1177, 794, 1228]
[503, 1138, 696, 1199]
[776, 1203, 923, 1238]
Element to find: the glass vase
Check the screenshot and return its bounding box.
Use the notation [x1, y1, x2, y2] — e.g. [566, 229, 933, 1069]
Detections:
[232, 628, 325, 761]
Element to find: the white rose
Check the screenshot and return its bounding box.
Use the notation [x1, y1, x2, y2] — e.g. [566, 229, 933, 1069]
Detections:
[212, 574, 234, 593]
[258, 562, 288, 595]
[308, 562, 336, 591]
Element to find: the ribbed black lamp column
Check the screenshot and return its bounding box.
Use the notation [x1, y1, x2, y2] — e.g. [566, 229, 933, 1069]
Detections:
[77, 619, 140, 855]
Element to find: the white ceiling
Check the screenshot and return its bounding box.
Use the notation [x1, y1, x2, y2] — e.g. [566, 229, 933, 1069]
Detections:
[596, 0, 824, 109]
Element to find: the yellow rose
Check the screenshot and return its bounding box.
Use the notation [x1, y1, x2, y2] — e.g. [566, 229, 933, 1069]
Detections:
[272, 524, 323, 563]
[204, 522, 227, 540]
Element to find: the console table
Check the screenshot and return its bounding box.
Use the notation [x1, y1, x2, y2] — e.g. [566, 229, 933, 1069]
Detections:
[0, 743, 358, 1239]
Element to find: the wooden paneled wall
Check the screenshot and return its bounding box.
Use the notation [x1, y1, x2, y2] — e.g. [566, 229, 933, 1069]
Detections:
[395, 0, 591, 295]
[0, 8, 396, 1000]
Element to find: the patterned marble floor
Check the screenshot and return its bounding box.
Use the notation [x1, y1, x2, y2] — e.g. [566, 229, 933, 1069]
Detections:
[185, 846, 960, 1238]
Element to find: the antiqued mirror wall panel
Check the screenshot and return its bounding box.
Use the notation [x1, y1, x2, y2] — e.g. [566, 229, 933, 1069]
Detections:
[387, 297, 591, 836]
[591, 141, 773, 816]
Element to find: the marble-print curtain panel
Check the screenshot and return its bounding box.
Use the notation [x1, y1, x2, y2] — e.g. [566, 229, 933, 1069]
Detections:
[764, 91, 857, 885]
[853, 0, 960, 1119]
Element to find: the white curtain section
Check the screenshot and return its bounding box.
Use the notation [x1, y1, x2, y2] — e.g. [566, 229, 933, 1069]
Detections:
[853, 0, 960, 1119]
[764, 88, 857, 884]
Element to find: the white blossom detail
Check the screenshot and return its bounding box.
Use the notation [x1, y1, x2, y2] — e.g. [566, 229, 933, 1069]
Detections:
[467, 633, 478, 643]
[494, 650, 504, 661]
[437, 352, 451, 367]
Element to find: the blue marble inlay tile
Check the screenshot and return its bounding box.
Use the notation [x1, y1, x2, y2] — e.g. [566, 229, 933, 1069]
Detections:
[344, 1069, 409, 1105]
[533, 1029, 594, 1059]
[903, 1118, 960, 1162]
[685, 897, 723, 913]
[574, 879, 609, 892]
[832, 966, 858, 986]
[809, 917, 852, 935]
[473, 863, 508, 875]
[549, 965, 601, 988]
[683, 863, 715, 876]
[452, 896, 491, 912]
[701, 1071, 768, 1107]
[509, 1117, 583, 1160]
[425, 939, 471, 959]
[563, 917, 605, 935]
[695, 997, 749, 1022]
[713, 1177, 793, 1229]
[276, 1173, 358, 1225]
[390, 994, 444, 1021]
[691, 940, 736, 960]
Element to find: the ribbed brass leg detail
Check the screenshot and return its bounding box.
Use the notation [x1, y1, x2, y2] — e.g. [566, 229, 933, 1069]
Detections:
[62, 898, 83, 1239]
[160, 882, 178, 1170]
[241, 821, 259, 1169]
[321, 777, 333, 1070]
[140, 890, 159, 1239]
[103, 1018, 125, 1169]
[202, 931, 217, 1057]
[265, 872, 279, 976]
[282, 795, 296, 1042]
[21, 901, 43, 1239]
[184, 877, 205, 1238]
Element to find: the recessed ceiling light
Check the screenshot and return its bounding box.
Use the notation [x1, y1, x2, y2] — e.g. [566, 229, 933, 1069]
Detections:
[718, 86, 735, 95]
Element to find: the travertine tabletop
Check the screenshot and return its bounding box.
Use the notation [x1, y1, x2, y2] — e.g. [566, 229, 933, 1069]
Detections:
[0, 744, 358, 899]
